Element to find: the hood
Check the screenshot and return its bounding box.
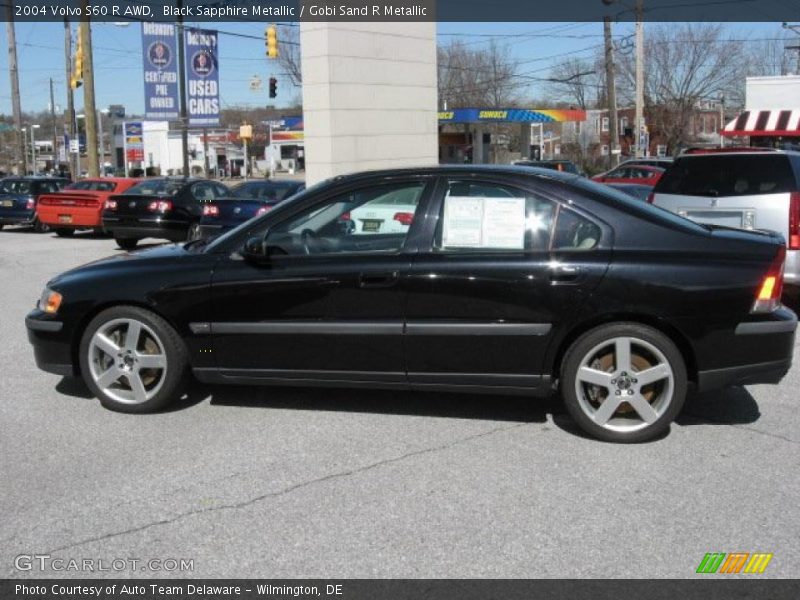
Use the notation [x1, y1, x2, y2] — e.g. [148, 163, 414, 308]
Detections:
[50, 243, 192, 286]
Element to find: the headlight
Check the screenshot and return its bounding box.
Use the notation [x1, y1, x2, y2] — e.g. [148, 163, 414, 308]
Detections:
[38, 288, 63, 314]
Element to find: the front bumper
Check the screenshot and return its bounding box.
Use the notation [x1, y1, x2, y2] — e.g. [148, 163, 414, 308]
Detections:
[26, 309, 75, 377]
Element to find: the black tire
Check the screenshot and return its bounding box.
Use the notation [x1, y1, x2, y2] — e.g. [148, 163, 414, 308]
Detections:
[32, 218, 50, 233]
[116, 238, 138, 250]
[560, 322, 687, 443]
[79, 306, 189, 413]
[55, 228, 75, 238]
[0, 224, 4, 230]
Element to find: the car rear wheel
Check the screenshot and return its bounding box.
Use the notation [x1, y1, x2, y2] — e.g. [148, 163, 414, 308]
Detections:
[115, 238, 138, 250]
[561, 323, 687, 443]
[55, 228, 75, 238]
[79, 306, 188, 413]
[32, 218, 49, 233]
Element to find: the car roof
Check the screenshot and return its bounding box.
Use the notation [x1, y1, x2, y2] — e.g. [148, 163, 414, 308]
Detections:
[329, 164, 581, 185]
[676, 149, 800, 158]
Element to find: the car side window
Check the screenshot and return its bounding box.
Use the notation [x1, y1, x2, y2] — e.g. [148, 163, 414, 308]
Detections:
[434, 181, 556, 252]
[264, 182, 426, 256]
[192, 183, 215, 202]
[212, 184, 229, 198]
[434, 180, 601, 253]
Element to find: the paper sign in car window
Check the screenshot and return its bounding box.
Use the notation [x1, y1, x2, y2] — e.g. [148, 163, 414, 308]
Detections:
[482, 197, 526, 249]
[442, 196, 483, 247]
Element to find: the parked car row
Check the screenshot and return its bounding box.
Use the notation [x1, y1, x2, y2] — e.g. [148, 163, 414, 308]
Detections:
[0, 176, 305, 248]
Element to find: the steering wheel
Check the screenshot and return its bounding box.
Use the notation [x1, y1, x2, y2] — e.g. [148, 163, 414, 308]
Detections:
[300, 229, 316, 255]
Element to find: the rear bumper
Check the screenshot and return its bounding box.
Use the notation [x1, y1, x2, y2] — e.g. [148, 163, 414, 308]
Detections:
[695, 306, 797, 391]
[38, 205, 102, 228]
[26, 310, 75, 377]
[0, 210, 35, 226]
[102, 217, 188, 241]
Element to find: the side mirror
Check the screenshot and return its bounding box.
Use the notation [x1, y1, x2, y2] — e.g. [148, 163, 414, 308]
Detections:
[241, 236, 269, 264]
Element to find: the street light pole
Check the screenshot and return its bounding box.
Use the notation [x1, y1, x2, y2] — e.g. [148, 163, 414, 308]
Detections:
[29, 124, 40, 175]
[634, 0, 645, 157]
[603, 16, 620, 168]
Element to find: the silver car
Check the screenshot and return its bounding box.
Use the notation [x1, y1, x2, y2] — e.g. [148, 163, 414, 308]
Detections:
[652, 150, 800, 299]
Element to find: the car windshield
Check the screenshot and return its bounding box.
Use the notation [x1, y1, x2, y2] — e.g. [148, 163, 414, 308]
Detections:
[122, 180, 184, 196]
[0, 180, 32, 194]
[230, 181, 301, 202]
[66, 180, 118, 192]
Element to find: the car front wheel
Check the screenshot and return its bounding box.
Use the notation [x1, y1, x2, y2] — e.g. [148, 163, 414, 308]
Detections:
[560, 323, 687, 443]
[79, 306, 188, 413]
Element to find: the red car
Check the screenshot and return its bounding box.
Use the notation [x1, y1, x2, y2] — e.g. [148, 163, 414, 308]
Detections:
[592, 165, 665, 185]
[37, 178, 139, 237]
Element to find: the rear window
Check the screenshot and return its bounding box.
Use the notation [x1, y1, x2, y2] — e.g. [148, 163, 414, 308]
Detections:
[67, 180, 117, 192]
[122, 180, 184, 196]
[655, 155, 797, 197]
[0, 180, 31, 194]
[231, 182, 301, 202]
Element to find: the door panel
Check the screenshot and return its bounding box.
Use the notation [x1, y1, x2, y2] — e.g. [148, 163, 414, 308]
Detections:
[405, 178, 611, 388]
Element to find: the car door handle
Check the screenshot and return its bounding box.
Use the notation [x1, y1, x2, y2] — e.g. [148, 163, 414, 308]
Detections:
[549, 265, 581, 282]
[360, 271, 399, 288]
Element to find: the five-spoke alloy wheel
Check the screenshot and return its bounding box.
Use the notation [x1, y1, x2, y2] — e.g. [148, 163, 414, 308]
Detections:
[561, 323, 687, 443]
[79, 306, 187, 413]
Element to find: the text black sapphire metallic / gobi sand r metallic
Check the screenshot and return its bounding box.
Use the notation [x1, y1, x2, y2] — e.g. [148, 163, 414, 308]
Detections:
[27, 166, 797, 442]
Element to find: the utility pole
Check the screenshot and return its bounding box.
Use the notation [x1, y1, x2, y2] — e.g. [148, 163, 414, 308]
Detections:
[719, 94, 725, 148]
[49, 78, 59, 173]
[603, 17, 620, 168]
[6, 14, 26, 175]
[79, 15, 99, 177]
[176, 0, 190, 177]
[634, 0, 645, 157]
[64, 20, 78, 179]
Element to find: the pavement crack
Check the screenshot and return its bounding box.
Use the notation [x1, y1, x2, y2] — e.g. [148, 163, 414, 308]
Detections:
[41, 422, 528, 554]
[682, 411, 800, 445]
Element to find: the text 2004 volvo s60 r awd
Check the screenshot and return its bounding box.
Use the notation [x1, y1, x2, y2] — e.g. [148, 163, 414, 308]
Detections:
[26, 167, 797, 442]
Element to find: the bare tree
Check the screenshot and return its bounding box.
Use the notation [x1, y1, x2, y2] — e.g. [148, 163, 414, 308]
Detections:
[277, 25, 302, 86]
[617, 23, 745, 153]
[438, 40, 521, 108]
[546, 56, 602, 109]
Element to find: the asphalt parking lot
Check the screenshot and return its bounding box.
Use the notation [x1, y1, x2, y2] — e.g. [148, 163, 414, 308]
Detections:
[1, 226, 799, 579]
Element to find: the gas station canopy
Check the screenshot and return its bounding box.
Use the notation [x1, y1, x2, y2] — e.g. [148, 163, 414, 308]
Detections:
[438, 108, 586, 124]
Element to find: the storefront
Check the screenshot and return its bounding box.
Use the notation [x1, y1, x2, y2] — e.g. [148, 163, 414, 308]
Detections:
[721, 76, 800, 151]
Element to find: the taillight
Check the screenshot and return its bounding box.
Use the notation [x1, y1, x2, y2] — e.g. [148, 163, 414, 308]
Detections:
[26, 198, 35, 210]
[752, 245, 786, 313]
[393, 212, 414, 226]
[790, 191, 800, 250]
[339, 211, 351, 221]
[256, 205, 272, 217]
[148, 200, 172, 213]
[646, 192, 655, 204]
[104, 200, 117, 211]
[202, 204, 219, 217]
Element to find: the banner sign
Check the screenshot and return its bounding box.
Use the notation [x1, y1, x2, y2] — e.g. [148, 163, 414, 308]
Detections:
[141, 22, 180, 121]
[184, 28, 220, 127]
[124, 122, 145, 162]
[438, 108, 586, 124]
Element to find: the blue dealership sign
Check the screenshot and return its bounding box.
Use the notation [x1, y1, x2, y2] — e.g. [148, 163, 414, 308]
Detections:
[141, 22, 179, 121]
[184, 28, 220, 127]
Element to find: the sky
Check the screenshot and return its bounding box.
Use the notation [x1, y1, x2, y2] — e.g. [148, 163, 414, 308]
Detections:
[0, 20, 790, 118]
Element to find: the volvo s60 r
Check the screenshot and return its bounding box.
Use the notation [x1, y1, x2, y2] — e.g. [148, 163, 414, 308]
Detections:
[26, 166, 797, 442]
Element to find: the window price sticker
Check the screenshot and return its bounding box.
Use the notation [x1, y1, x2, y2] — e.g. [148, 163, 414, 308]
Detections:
[442, 196, 525, 249]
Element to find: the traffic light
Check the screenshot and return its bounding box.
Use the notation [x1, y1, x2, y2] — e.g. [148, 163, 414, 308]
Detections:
[265, 25, 278, 59]
[269, 77, 277, 99]
[71, 32, 83, 89]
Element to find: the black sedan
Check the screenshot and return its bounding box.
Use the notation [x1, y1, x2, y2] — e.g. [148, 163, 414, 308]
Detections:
[195, 179, 304, 240]
[101, 177, 230, 250]
[0, 176, 69, 232]
[26, 166, 797, 442]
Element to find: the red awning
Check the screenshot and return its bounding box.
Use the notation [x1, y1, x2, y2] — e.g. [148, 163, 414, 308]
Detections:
[722, 109, 800, 137]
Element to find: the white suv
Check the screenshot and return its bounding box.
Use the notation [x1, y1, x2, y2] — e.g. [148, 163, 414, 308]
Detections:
[651, 150, 800, 302]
